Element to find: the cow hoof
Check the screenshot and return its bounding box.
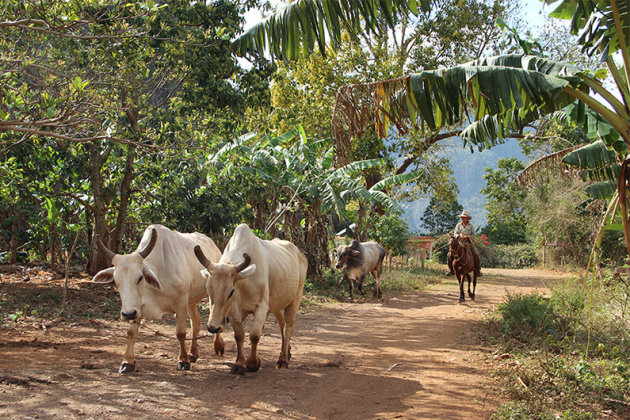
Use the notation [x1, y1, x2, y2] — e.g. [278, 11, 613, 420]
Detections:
[177, 361, 191, 371]
[189, 354, 198, 363]
[230, 364, 246, 375]
[275, 360, 289, 369]
[119, 362, 135, 373]
[246, 357, 261, 372]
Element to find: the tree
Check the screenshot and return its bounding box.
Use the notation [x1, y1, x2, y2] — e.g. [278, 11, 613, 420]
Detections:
[419, 196, 463, 235]
[1, 0, 269, 272]
[481, 157, 527, 244]
[367, 213, 410, 261]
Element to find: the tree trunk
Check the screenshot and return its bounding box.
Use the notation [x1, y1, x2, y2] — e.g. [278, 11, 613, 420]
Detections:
[49, 222, 58, 268]
[8, 213, 17, 264]
[86, 142, 112, 275]
[110, 144, 136, 253]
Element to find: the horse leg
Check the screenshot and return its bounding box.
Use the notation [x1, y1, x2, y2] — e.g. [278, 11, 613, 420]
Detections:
[470, 272, 477, 301]
[456, 272, 465, 303]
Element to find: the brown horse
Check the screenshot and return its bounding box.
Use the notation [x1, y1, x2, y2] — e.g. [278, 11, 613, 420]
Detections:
[448, 235, 477, 303]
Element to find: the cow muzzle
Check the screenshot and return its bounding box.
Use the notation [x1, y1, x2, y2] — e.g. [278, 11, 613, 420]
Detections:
[207, 324, 223, 334]
[121, 310, 137, 321]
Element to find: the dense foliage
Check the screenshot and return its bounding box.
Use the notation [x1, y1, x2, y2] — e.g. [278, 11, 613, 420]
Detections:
[419, 196, 463, 235]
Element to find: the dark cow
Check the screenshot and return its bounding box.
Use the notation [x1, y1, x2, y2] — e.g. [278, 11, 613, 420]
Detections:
[334, 240, 386, 299]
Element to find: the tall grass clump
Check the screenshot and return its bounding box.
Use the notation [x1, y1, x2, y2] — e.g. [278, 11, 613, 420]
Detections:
[497, 292, 557, 340]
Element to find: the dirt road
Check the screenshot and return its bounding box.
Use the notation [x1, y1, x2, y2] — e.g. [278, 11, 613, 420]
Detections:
[0, 267, 569, 419]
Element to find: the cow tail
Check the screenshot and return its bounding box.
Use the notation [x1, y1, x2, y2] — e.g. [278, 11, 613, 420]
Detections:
[377, 246, 386, 274]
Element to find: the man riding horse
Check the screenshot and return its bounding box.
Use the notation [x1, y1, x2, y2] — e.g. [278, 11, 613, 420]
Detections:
[446, 210, 482, 277]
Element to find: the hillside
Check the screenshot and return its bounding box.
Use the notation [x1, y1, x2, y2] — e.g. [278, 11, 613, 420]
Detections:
[402, 138, 528, 233]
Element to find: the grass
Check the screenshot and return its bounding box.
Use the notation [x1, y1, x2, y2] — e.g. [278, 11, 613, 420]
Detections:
[485, 276, 630, 419]
[301, 263, 442, 305]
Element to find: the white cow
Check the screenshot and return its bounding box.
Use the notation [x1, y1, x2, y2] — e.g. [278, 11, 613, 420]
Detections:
[92, 224, 223, 373]
[194, 223, 307, 375]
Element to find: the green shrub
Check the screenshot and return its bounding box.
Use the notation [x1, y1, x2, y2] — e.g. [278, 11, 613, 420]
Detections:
[479, 243, 538, 268]
[498, 292, 557, 339]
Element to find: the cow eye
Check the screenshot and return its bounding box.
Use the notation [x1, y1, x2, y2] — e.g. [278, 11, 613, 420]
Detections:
[137, 276, 143, 284]
[228, 289, 234, 298]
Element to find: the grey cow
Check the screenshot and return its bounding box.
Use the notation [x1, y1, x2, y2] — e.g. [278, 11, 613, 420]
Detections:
[333, 240, 386, 299]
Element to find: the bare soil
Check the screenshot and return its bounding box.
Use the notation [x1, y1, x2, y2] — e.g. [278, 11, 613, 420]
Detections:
[0, 266, 570, 419]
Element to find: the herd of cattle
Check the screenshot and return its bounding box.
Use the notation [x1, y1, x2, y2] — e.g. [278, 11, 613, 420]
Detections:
[92, 224, 386, 374]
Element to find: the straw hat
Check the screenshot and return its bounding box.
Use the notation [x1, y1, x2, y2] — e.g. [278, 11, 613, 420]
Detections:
[459, 210, 472, 219]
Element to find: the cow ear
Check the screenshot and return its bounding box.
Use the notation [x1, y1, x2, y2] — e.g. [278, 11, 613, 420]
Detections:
[351, 250, 360, 256]
[142, 267, 162, 290]
[200, 269, 211, 281]
[92, 267, 115, 284]
[236, 264, 256, 279]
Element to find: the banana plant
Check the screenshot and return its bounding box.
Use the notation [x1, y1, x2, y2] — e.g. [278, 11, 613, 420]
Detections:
[210, 126, 419, 231]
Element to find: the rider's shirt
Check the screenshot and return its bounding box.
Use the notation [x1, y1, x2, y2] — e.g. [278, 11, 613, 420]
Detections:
[453, 222, 475, 237]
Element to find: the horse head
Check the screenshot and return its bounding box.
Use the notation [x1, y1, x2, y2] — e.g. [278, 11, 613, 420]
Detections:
[458, 235, 472, 246]
[448, 235, 459, 253]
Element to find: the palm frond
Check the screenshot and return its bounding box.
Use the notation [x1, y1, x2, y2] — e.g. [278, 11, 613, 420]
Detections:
[232, 0, 428, 59]
[370, 171, 420, 191]
[545, 0, 630, 61]
[586, 181, 617, 199]
[368, 190, 403, 214]
[332, 55, 587, 155]
[562, 139, 621, 182]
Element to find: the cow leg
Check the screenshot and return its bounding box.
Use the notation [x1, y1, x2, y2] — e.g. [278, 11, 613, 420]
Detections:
[371, 270, 383, 299]
[246, 304, 268, 372]
[357, 272, 366, 295]
[230, 319, 247, 375]
[348, 277, 355, 300]
[187, 302, 200, 363]
[175, 307, 191, 371]
[120, 318, 141, 373]
[276, 300, 299, 369]
[274, 310, 287, 368]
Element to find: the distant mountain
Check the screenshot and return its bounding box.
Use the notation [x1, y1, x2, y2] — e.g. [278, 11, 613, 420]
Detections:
[401, 139, 528, 233]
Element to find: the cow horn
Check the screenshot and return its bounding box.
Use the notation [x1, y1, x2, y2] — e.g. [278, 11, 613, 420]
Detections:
[138, 228, 158, 259]
[235, 253, 251, 273]
[95, 234, 116, 263]
[194, 245, 211, 268]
